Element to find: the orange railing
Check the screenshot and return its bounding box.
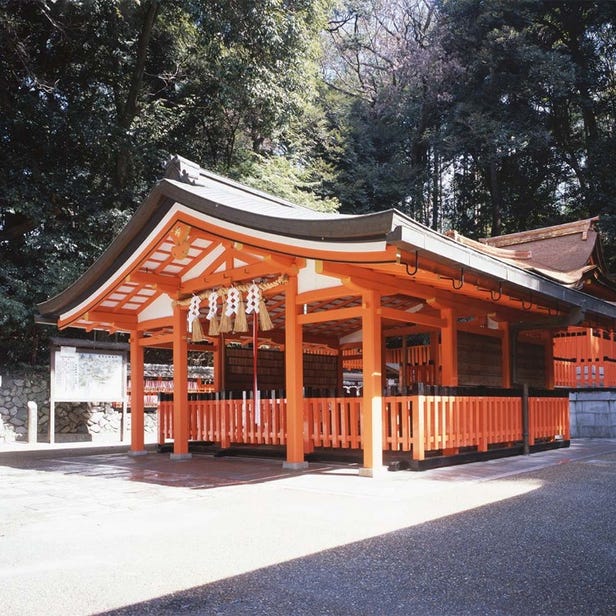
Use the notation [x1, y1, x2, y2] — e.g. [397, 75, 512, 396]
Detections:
[159, 395, 287, 447]
[405, 393, 568, 460]
[304, 397, 362, 449]
[158, 391, 569, 461]
[554, 327, 616, 387]
[528, 396, 570, 444]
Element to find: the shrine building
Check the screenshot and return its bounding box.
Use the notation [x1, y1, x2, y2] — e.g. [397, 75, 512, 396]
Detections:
[37, 155, 616, 474]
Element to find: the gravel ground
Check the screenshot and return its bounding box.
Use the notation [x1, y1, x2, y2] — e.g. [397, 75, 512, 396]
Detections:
[1, 442, 615, 616]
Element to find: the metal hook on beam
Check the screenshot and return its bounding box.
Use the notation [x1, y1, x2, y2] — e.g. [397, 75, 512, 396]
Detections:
[522, 294, 533, 311]
[451, 268, 464, 290]
[404, 251, 419, 276]
[440, 267, 465, 290]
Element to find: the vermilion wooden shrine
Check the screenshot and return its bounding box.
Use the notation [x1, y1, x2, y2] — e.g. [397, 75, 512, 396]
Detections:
[38, 156, 616, 474]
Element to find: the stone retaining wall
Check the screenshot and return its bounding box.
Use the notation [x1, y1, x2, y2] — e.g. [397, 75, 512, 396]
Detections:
[0, 368, 156, 443]
[569, 389, 616, 438]
[0, 369, 49, 443]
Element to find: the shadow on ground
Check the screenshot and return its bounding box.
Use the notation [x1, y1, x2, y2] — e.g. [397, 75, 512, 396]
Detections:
[93, 459, 616, 616]
[0, 448, 351, 490]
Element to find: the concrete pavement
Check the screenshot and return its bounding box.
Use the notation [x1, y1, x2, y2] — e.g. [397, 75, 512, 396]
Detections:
[1, 439, 615, 615]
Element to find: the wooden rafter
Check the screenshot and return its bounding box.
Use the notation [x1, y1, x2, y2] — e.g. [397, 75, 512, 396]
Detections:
[81, 310, 138, 329]
[125, 271, 180, 294]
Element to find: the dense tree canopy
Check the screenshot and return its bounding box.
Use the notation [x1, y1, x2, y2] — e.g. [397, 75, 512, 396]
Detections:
[1, 0, 616, 365]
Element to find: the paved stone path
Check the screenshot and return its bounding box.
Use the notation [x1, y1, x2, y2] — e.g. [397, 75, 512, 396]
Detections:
[1, 439, 615, 615]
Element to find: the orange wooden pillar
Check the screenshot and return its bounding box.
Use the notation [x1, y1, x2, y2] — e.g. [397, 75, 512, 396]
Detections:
[171, 301, 191, 459]
[129, 331, 147, 456]
[284, 274, 307, 469]
[440, 307, 458, 386]
[360, 289, 384, 476]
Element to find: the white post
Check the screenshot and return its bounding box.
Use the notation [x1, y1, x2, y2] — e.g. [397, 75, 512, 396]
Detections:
[27, 400, 38, 445]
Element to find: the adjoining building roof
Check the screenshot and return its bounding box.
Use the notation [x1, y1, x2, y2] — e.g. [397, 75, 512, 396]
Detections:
[37, 155, 616, 334]
[474, 217, 616, 299]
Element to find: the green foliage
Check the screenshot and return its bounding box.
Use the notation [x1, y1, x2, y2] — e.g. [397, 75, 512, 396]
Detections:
[0, 0, 333, 365]
[237, 154, 340, 213]
[2, 0, 616, 365]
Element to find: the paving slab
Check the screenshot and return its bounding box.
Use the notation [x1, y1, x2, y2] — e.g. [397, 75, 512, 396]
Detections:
[1, 439, 615, 616]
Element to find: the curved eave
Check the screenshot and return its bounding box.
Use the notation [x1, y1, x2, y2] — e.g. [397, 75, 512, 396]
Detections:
[387, 224, 616, 325]
[37, 186, 173, 321]
[160, 179, 396, 242]
[37, 180, 397, 322]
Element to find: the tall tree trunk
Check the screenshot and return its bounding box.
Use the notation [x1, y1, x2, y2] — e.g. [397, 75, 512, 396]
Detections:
[431, 145, 440, 231]
[114, 0, 160, 193]
[487, 159, 502, 237]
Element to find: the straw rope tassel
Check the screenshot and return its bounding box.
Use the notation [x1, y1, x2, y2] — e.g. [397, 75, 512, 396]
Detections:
[234, 294, 248, 332]
[208, 314, 219, 336]
[218, 310, 232, 333]
[191, 317, 205, 342]
[206, 291, 220, 336]
[218, 291, 232, 333]
[258, 298, 273, 331]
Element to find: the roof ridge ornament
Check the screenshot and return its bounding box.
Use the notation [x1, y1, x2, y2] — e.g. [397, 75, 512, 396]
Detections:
[446, 230, 532, 260]
[164, 155, 204, 186]
[480, 217, 599, 247]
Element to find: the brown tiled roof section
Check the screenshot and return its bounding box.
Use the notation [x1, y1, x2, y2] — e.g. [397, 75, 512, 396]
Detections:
[465, 218, 601, 287]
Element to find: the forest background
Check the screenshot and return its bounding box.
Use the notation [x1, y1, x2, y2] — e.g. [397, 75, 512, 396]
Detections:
[2, 0, 616, 366]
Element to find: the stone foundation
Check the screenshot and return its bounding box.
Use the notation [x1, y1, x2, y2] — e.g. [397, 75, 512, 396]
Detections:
[0, 368, 156, 443]
[569, 389, 616, 438]
[0, 369, 48, 443]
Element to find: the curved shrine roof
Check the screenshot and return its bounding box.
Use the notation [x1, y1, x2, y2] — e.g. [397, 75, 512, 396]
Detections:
[37, 156, 616, 335]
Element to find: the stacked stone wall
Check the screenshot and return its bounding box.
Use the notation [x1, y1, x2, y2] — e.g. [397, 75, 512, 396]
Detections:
[0, 368, 49, 443]
[569, 389, 616, 438]
[0, 368, 156, 443]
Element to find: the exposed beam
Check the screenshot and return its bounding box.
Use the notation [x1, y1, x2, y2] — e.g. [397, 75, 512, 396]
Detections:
[380, 307, 444, 329]
[138, 316, 174, 332]
[319, 262, 405, 297]
[383, 260, 557, 317]
[85, 310, 138, 328]
[320, 260, 532, 325]
[126, 271, 180, 294]
[182, 255, 299, 295]
[139, 333, 175, 347]
[383, 324, 436, 337]
[299, 305, 363, 325]
[296, 285, 352, 306]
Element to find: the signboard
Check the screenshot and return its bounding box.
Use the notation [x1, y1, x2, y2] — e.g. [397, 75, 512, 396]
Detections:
[52, 347, 126, 402]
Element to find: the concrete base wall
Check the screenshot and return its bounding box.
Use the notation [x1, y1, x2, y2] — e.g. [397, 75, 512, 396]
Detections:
[569, 390, 616, 438]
